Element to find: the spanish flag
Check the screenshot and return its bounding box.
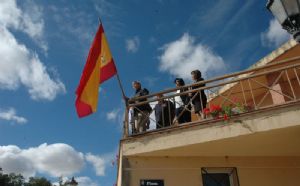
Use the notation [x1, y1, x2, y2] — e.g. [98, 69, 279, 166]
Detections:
[75, 24, 117, 118]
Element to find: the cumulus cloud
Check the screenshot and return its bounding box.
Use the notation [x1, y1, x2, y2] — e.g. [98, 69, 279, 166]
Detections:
[126, 36, 140, 53]
[159, 33, 226, 79]
[261, 19, 290, 47]
[76, 176, 99, 186]
[85, 153, 106, 176]
[0, 1, 20, 28]
[0, 143, 85, 178]
[0, 107, 27, 124]
[0, 143, 114, 179]
[0, 145, 35, 178]
[0, 0, 47, 51]
[0, 0, 66, 100]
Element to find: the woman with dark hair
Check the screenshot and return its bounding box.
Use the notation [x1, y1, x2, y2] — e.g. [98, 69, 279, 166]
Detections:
[190, 70, 207, 119]
[174, 78, 191, 124]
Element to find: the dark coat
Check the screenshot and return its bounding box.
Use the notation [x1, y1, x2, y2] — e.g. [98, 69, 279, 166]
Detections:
[132, 88, 152, 116]
[179, 87, 191, 109]
[191, 78, 207, 111]
[154, 100, 175, 128]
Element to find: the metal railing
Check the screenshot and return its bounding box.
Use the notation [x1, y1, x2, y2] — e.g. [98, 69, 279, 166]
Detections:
[123, 56, 300, 137]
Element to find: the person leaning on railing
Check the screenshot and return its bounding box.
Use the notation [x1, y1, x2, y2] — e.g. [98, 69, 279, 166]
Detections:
[190, 70, 207, 120]
[154, 93, 175, 129]
[129, 81, 152, 133]
[174, 78, 191, 124]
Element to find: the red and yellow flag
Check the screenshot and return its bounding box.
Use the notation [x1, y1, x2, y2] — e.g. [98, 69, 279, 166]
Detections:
[75, 24, 117, 118]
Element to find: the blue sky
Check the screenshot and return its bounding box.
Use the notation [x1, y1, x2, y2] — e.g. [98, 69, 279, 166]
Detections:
[0, 0, 290, 185]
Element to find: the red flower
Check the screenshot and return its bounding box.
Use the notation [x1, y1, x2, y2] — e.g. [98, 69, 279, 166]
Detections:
[203, 108, 210, 115]
[223, 114, 228, 120]
[210, 105, 221, 112]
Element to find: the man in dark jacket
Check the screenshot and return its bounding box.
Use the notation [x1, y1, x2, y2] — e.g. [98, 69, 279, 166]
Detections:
[130, 81, 152, 133]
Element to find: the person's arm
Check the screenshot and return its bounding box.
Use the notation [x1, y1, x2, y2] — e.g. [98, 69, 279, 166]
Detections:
[140, 88, 149, 96]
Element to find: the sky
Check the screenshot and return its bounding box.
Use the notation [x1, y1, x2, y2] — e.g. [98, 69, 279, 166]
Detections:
[0, 0, 290, 185]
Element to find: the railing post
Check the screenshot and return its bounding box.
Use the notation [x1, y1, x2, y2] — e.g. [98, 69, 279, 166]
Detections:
[293, 68, 300, 88]
[240, 80, 247, 105]
[123, 106, 129, 138]
[285, 69, 296, 100]
[167, 98, 172, 126]
[247, 79, 257, 109]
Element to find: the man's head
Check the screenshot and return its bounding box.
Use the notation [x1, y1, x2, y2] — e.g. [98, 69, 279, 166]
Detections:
[132, 81, 141, 90]
[191, 70, 201, 81]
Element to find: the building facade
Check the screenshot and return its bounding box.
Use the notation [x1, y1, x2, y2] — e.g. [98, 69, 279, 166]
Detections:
[117, 40, 300, 186]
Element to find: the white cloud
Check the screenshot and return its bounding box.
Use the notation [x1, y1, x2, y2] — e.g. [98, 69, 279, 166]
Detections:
[126, 36, 140, 53]
[49, 5, 94, 47]
[0, 143, 115, 179]
[85, 149, 119, 178]
[53, 176, 99, 186]
[0, 27, 66, 100]
[261, 19, 290, 47]
[21, 1, 47, 52]
[106, 108, 120, 122]
[85, 153, 106, 176]
[0, 1, 21, 29]
[0, 0, 66, 101]
[0, 145, 35, 178]
[159, 33, 226, 79]
[0, 107, 27, 124]
[0, 0, 47, 51]
[0, 143, 85, 178]
[76, 176, 99, 186]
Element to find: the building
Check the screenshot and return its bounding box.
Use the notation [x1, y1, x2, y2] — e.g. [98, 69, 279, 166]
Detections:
[116, 40, 300, 186]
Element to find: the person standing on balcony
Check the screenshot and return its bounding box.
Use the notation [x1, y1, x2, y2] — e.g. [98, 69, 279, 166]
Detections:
[174, 78, 191, 124]
[154, 94, 175, 129]
[190, 70, 207, 120]
[130, 81, 152, 133]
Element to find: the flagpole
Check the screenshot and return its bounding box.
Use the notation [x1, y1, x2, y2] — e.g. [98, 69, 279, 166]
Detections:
[98, 17, 102, 25]
[98, 17, 127, 100]
[116, 73, 127, 100]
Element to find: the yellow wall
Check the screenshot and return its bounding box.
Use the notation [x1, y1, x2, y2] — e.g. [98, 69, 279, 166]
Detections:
[123, 156, 300, 186]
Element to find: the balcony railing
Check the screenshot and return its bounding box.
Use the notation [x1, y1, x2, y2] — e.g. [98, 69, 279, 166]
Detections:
[124, 56, 300, 138]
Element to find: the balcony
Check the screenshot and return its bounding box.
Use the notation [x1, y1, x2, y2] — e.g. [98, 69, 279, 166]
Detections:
[123, 40, 300, 140]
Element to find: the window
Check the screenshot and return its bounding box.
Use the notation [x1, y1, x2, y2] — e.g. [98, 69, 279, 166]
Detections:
[201, 167, 239, 186]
